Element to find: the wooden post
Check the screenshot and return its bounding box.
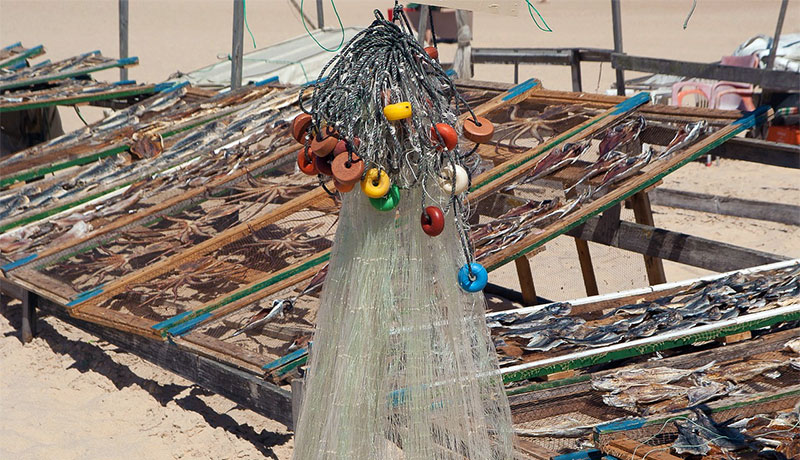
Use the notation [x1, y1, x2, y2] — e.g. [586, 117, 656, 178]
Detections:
[316, 0, 325, 29]
[570, 49, 583, 92]
[417, 5, 430, 46]
[291, 377, 305, 430]
[514, 257, 538, 306]
[766, 0, 788, 70]
[610, 0, 625, 95]
[21, 290, 38, 343]
[574, 239, 599, 296]
[230, 0, 244, 90]
[118, 0, 129, 81]
[630, 191, 667, 285]
[513, 62, 519, 84]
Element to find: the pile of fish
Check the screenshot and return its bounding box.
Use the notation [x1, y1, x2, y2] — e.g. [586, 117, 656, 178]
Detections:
[0, 84, 299, 232]
[490, 265, 800, 360]
[669, 407, 799, 458]
[0, 50, 121, 89]
[0, 79, 151, 107]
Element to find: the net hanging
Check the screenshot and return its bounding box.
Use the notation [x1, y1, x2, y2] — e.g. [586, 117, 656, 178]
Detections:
[290, 7, 514, 460]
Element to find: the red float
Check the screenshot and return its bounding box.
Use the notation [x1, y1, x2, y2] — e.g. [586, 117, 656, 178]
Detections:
[430, 123, 458, 151]
[331, 153, 365, 184]
[463, 116, 495, 144]
[420, 206, 445, 237]
[313, 153, 334, 176]
[334, 180, 356, 193]
[291, 113, 312, 144]
[424, 46, 439, 61]
[297, 147, 318, 175]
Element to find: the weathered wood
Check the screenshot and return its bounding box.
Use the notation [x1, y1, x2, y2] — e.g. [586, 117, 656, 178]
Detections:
[515, 439, 557, 460]
[21, 290, 38, 343]
[543, 369, 575, 382]
[514, 257, 538, 306]
[612, 53, 800, 91]
[35, 297, 295, 428]
[708, 137, 800, 169]
[605, 437, 681, 460]
[630, 192, 667, 285]
[716, 330, 752, 344]
[118, 0, 129, 81]
[567, 219, 788, 273]
[610, 0, 625, 96]
[573, 239, 599, 296]
[649, 188, 800, 226]
[291, 378, 305, 430]
[230, 0, 244, 89]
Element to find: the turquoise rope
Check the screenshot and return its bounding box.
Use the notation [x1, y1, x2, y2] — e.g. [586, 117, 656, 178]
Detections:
[300, 0, 345, 52]
[243, 0, 257, 48]
[525, 0, 553, 32]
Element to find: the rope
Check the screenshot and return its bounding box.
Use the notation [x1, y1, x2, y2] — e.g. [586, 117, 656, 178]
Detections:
[683, 0, 698, 29]
[243, 0, 258, 48]
[300, 0, 345, 52]
[73, 105, 89, 126]
[525, 0, 553, 32]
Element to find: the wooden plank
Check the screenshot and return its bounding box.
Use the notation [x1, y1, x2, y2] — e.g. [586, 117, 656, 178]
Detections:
[649, 188, 800, 226]
[543, 369, 575, 382]
[291, 378, 305, 430]
[709, 137, 800, 169]
[630, 192, 667, 285]
[567, 219, 787, 273]
[716, 330, 751, 344]
[612, 53, 800, 91]
[605, 437, 680, 460]
[34, 296, 295, 428]
[0, 85, 156, 112]
[0, 56, 140, 92]
[462, 78, 542, 121]
[514, 257, 538, 306]
[515, 439, 557, 460]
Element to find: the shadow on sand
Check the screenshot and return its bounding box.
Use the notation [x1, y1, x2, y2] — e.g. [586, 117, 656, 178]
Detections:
[0, 296, 291, 459]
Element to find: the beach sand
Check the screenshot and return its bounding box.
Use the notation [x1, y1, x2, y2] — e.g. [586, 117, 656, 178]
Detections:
[1, 1, 799, 458]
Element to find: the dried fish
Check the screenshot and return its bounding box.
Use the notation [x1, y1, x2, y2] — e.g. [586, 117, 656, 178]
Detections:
[602, 383, 687, 408]
[232, 299, 294, 337]
[686, 377, 732, 405]
[593, 362, 714, 392]
[787, 337, 800, 354]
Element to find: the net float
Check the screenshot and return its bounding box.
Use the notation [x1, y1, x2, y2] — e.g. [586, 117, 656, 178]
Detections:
[431, 123, 458, 150]
[313, 153, 334, 176]
[361, 168, 391, 198]
[311, 133, 338, 157]
[438, 164, 469, 195]
[420, 206, 445, 236]
[369, 184, 401, 211]
[291, 113, 312, 144]
[458, 262, 488, 292]
[383, 102, 412, 121]
[331, 153, 365, 185]
[424, 46, 439, 61]
[296, 147, 318, 175]
[463, 116, 495, 144]
[334, 179, 356, 193]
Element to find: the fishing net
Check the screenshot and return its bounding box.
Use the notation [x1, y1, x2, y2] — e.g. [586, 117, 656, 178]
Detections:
[292, 7, 514, 459]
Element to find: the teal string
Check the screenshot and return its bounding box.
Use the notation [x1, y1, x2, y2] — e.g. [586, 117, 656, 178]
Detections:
[525, 0, 553, 32]
[73, 105, 89, 126]
[243, 0, 257, 48]
[300, 0, 345, 52]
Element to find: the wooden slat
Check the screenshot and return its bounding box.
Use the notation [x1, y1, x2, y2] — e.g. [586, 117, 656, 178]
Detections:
[567, 219, 788, 273]
[649, 187, 800, 225]
[630, 191, 667, 285]
[604, 437, 680, 460]
[708, 137, 800, 169]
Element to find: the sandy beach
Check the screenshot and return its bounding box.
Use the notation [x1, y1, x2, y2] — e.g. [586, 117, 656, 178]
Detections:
[1, 1, 799, 459]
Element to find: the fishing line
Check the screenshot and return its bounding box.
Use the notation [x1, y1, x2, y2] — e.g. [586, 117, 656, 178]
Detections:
[300, 0, 345, 52]
[683, 0, 698, 29]
[525, 0, 553, 32]
[242, 0, 257, 48]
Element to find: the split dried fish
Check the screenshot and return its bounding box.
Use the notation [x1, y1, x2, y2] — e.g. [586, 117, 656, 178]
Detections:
[593, 362, 714, 392]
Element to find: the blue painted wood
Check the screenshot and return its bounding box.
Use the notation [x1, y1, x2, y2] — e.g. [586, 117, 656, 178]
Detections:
[2, 42, 22, 51]
[65, 286, 105, 307]
[262, 347, 307, 371]
[1, 253, 37, 272]
[501, 78, 539, 101]
[152, 309, 195, 330]
[552, 449, 602, 460]
[595, 418, 646, 433]
[166, 313, 212, 336]
[611, 92, 650, 115]
[117, 57, 139, 66]
[252, 76, 279, 87]
[734, 105, 770, 128]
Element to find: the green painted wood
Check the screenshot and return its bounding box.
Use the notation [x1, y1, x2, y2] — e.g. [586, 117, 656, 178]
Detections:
[0, 58, 139, 91]
[501, 308, 800, 384]
[0, 44, 45, 69]
[0, 85, 156, 113]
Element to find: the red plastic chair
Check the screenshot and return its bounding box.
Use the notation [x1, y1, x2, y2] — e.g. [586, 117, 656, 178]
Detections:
[711, 55, 759, 111]
[671, 81, 714, 108]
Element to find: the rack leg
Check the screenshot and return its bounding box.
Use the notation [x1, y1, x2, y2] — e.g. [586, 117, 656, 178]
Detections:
[574, 238, 599, 296]
[21, 291, 38, 343]
[514, 256, 538, 306]
[630, 191, 667, 285]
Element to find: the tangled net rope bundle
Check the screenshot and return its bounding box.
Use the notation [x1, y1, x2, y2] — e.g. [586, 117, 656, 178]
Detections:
[291, 7, 514, 460]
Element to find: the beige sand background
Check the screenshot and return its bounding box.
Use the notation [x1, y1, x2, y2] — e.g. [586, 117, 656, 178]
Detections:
[1, 1, 799, 459]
